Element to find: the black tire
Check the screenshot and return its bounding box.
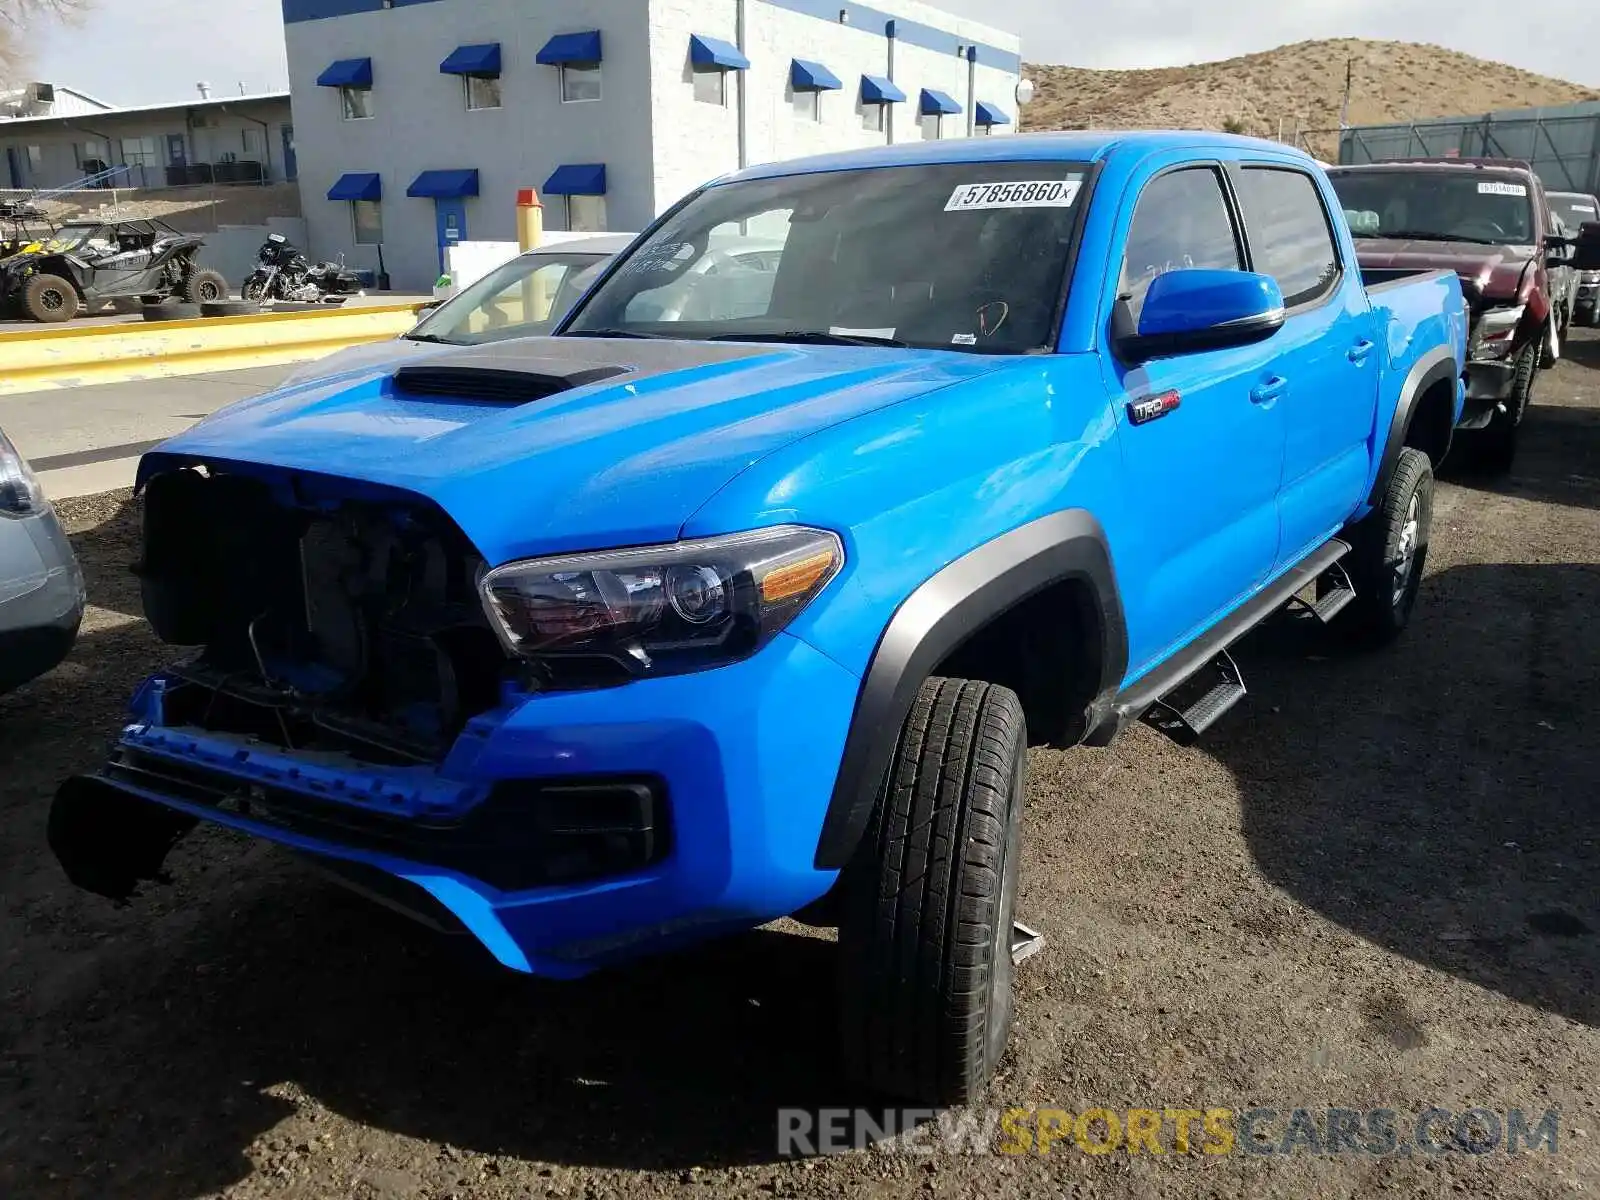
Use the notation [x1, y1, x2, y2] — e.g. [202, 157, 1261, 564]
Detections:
[838, 677, 1027, 1105]
[183, 268, 228, 304]
[200, 300, 262, 318]
[1469, 341, 1536, 475]
[1338, 447, 1433, 647]
[22, 273, 77, 323]
[142, 303, 202, 322]
[1540, 320, 1559, 370]
[241, 276, 268, 303]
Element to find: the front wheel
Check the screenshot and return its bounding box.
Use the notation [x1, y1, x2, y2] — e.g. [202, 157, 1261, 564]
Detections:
[1338, 447, 1434, 647]
[22, 273, 77, 323]
[241, 275, 268, 303]
[837, 677, 1027, 1105]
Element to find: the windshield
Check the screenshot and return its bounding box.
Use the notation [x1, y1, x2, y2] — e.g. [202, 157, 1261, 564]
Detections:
[1329, 169, 1534, 246]
[408, 251, 612, 346]
[45, 224, 112, 254]
[563, 162, 1089, 353]
[1549, 192, 1599, 233]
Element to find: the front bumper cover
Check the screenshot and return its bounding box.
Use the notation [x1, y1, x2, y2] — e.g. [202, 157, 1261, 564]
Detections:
[49, 631, 860, 977]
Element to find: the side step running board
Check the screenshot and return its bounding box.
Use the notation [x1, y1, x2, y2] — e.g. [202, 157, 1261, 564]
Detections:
[1101, 538, 1352, 748]
[1140, 649, 1245, 746]
[1290, 559, 1356, 624]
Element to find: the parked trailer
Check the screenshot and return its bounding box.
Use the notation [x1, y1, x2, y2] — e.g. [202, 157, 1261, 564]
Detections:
[1337, 101, 1600, 196]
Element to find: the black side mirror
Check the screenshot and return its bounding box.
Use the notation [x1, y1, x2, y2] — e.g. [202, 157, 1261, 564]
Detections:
[1573, 222, 1600, 272]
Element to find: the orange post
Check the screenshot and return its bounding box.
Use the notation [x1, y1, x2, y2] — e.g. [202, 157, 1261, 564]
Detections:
[516, 188, 545, 251]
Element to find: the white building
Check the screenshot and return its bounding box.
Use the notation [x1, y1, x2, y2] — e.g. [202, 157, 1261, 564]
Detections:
[282, 0, 1022, 291]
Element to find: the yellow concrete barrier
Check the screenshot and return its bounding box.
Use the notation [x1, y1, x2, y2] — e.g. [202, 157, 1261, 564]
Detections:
[0, 302, 426, 396]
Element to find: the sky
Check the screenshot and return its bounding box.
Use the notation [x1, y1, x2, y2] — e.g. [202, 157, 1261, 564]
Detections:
[20, 0, 1600, 107]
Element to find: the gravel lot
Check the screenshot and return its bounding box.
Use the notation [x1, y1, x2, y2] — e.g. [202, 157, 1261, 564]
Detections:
[3, 340, 1599, 1199]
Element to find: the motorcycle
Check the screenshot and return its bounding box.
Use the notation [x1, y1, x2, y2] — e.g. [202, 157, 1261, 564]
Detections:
[241, 233, 366, 303]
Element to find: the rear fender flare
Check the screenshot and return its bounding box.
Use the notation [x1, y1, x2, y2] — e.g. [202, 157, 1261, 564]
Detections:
[812, 510, 1128, 870]
[1367, 345, 1458, 508]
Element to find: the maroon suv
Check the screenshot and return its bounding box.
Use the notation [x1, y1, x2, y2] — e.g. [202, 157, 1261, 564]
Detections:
[1328, 158, 1571, 470]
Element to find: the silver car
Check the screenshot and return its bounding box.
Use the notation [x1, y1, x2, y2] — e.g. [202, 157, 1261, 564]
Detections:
[0, 428, 84, 695]
[281, 234, 637, 385]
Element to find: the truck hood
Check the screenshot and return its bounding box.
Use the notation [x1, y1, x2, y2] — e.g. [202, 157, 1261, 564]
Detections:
[1353, 237, 1535, 302]
[140, 337, 1006, 563]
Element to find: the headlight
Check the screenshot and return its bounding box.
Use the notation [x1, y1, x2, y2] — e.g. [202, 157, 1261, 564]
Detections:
[480, 525, 844, 684]
[1470, 304, 1525, 360]
[0, 429, 45, 518]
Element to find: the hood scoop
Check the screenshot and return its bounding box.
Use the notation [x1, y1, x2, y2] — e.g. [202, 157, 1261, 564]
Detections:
[391, 356, 633, 405]
[385, 337, 778, 406]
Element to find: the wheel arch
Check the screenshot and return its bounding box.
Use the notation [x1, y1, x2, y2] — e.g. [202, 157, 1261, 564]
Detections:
[812, 510, 1128, 870]
[1368, 346, 1458, 507]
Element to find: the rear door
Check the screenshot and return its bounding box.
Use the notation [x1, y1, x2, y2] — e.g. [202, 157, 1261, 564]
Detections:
[1099, 161, 1288, 678]
[1229, 162, 1379, 566]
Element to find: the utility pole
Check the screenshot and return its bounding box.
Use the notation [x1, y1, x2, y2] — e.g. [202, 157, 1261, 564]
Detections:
[1339, 56, 1353, 129]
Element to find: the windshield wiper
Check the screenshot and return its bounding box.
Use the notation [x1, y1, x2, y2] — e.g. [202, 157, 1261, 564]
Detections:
[563, 327, 664, 339]
[707, 330, 910, 348]
[1362, 230, 1495, 244]
[405, 332, 460, 345]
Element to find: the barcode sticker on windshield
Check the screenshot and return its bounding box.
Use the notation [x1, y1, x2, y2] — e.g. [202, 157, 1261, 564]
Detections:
[945, 180, 1083, 212]
[1478, 181, 1527, 196]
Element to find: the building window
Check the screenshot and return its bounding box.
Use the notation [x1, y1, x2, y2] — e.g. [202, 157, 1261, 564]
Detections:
[792, 89, 820, 122]
[693, 67, 727, 106]
[920, 113, 942, 140]
[567, 194, 607, 233]
[75, 139, 108, 169]
[117, 137, 158, 182]
[861, 104, 886, 133]
[242, 128, 262, 157]
[26, 145, 42, 168]
[352, 199, 383, 245]
[464, 75, 502, 111]
[561, 63, 601, 103]
[341, 85, 374, 120]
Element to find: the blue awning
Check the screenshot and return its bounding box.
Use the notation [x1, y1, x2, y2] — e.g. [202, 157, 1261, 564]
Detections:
[406, 169, 480, 199]
[860, 75, 906, 104]
[791, 59, 842, 92]
[920, 88, 963, 116]
[975, 101, 1011, 126]
[543, 163, 607, 196]
[440, 43, 501, 76]
[327, 172, 381, 202]
[537, 30, 602, 65]
[689, 34, 749, 71]
[316, 58, 373, 88]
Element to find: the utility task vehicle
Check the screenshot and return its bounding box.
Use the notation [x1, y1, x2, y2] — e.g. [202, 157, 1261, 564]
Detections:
[51, 133, 1467, 1105]
[0, 218, 227, 322]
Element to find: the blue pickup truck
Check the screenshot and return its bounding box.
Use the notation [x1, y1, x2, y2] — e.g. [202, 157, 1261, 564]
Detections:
[51, 132, 1466, 1106]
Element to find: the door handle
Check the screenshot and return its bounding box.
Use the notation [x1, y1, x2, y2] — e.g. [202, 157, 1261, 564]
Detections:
[1348, 339, 1376, 363]
[1250, 376, 1287, 405]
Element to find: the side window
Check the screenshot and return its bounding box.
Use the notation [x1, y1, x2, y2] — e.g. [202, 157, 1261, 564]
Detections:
[1234, 167, 1341, 308]
[1120, 167, 1242, 320]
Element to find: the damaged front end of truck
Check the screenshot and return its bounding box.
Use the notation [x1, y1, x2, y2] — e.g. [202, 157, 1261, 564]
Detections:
[50, 459, 669, 957]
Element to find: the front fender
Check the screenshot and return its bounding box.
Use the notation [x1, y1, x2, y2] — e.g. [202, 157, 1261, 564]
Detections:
[811, 509, 1128, 870]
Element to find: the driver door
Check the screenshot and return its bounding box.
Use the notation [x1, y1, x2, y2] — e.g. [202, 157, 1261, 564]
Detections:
[1098, 162, 1287, 679]
[89, 226, 156, 297]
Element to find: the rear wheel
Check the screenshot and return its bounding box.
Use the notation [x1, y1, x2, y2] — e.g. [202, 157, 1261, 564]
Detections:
[837, 677, 1027, 1105]
[22, 273, 77, 323]
[1338, 447, 1433, 647]
[183, 268, 228, 304]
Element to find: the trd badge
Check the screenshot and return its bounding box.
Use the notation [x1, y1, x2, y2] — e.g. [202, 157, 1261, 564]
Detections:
[1128, 390, 1181, 425]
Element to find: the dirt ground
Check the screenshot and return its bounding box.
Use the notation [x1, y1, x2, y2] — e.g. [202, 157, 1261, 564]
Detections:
[3, 339, 1599, 1199]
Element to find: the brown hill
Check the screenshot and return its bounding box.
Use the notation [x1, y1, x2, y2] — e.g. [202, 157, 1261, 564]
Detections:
[1022, 39, 1599, 157]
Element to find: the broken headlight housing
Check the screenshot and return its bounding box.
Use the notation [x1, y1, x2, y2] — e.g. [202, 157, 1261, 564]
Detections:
[0, 429, 45, 518]
[1469, 303, 1526, 361]
[480, 525, 844, 684]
